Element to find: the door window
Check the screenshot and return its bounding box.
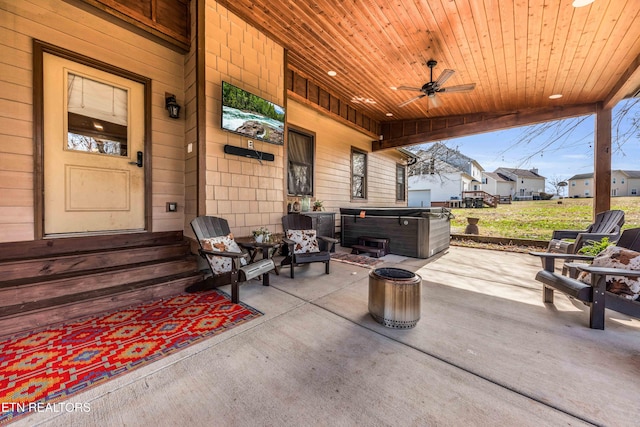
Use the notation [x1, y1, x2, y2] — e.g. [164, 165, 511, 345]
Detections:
[67, 74, 128, 157]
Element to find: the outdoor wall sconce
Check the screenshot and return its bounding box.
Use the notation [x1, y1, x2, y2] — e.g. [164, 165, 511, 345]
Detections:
[165, 94, 181, 119]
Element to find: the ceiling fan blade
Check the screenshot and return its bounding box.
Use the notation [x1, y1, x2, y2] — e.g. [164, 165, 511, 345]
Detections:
[396, 86, 423, 92]
[434, 69, 455, 87]
[428, 95, 441, 108]
[438, 83, 476, 93]
[398, 94, 426, 107]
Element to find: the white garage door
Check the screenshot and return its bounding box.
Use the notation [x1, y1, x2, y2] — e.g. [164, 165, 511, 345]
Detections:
[408, 190, 431, 207]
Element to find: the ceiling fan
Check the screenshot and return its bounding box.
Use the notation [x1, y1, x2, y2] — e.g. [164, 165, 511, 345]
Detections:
[397, 60, 476, 108]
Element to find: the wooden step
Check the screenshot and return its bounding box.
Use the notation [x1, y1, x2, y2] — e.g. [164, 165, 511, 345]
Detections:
[0, 273, 204, 339]
[0, 258, 199, 308]
[0, 231, 184, 261]
[0, 231, 205, 339]
[0, 242, 191, 282]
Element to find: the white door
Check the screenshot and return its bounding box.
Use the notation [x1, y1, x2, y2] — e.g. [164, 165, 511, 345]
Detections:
[43, 53, 145, 235]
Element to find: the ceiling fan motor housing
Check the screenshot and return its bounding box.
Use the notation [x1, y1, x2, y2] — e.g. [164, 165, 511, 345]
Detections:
[397, 58, 474, 107]
[422, 82, 436, 96]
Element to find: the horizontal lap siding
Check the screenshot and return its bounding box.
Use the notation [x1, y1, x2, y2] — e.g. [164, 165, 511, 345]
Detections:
[289, 99, 407, 211]
[183, 0, 198, 236]
[0, 0, 187, 242]
[0, 21, 34, 241]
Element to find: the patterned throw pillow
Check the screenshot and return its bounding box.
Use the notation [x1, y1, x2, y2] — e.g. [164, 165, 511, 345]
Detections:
[286, 229, 320, 254]
[578, 246, 640, 300]
[200, 233, 247, 274]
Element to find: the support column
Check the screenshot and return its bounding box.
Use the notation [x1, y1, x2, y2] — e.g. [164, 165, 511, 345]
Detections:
[593, 103, 612, 217]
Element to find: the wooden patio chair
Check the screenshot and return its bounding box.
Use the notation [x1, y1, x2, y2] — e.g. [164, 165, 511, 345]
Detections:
[564, 227, 640, 278]
[534, 227, 640, 275]
[530, 227, 640, 329]
[547, 209, 625, 254]
[191, 216, 275, 303]
[281, 214, 338, 278]
[545, 209, 624, 276]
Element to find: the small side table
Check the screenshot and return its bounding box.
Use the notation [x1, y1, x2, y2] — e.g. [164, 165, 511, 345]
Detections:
[237, 236, 282, 284]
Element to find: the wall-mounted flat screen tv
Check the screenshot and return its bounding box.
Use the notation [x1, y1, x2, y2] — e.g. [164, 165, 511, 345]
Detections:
[221, 81, 285, 145]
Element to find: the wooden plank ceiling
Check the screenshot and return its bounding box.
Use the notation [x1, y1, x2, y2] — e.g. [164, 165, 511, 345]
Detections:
[216, 0, 640, 148]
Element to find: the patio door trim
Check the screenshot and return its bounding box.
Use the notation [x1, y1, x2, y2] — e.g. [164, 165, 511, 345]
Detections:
[33, 40, 153, 239]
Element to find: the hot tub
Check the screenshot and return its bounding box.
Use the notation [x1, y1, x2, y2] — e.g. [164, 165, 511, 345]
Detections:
[340, 207, 452, 258]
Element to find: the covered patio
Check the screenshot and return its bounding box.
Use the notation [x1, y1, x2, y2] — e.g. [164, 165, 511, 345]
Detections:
[2, 2, 640, 424]
[16, 245, 640, 426]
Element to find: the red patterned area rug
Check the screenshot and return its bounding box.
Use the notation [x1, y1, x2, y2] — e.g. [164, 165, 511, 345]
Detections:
[331, 252, 384, 268]
[0, 290, 262, 424]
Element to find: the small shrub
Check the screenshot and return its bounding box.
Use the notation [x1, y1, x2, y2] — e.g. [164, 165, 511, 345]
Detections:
[577, 237, 614, 256]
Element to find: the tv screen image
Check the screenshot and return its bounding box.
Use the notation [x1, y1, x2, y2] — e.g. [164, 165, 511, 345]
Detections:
[221, 81, 285, 145]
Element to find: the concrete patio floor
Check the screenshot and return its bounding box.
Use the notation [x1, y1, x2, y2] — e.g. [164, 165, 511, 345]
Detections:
[16, 245, 640, 426]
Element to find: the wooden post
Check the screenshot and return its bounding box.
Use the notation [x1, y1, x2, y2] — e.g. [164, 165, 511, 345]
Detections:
[593, 103, 612, 217]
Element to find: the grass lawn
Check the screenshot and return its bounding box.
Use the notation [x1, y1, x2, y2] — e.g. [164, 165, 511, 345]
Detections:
[449, 197, 640, 240]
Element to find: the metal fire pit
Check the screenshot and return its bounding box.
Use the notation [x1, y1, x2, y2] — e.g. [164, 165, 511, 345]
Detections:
[368, 267, 421, 329]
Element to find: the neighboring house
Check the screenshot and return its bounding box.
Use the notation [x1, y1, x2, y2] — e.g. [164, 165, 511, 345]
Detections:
[407, 143, 484, 207]
[482, 172, 515, 200]
[568, 171, 640, 197]
[492, 168, 546, 200]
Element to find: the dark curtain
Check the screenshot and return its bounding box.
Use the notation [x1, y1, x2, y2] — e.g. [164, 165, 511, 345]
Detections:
[288, 130, 314, 195]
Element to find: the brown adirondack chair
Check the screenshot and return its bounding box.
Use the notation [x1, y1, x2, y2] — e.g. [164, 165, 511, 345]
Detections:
[191, 216, 275, 303]
[281, 214, 338, 278]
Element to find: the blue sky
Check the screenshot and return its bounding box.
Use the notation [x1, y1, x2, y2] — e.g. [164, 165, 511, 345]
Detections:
[412, 98, 640, 186]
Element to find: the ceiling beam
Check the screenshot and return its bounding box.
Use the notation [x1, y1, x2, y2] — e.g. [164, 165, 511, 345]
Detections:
[373, 104, 597, 151]
[603, 51, 640, 109]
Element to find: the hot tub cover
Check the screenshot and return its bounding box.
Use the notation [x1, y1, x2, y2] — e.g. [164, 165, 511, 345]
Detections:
[340, 207, 453, 218]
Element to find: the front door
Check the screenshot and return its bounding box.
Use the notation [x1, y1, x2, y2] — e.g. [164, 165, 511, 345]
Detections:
[43, 53, 145, 235]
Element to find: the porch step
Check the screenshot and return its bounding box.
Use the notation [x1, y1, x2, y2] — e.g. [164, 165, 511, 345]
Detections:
[0, 231, 205, 339]
[0, 242, 192, 283]
[0, 273, 203, 338]
[0, 258, 199, 307]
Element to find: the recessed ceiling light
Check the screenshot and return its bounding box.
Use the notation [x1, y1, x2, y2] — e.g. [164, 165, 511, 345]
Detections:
[327, 70, 337, 77]
[549, 94, 563, 99]
[351, 96, 376, 104]
[572, 0, 595, 7]
[93, 122, 104, 130]
[389, 86, 397, 91]
[386, 113, 393, 117]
